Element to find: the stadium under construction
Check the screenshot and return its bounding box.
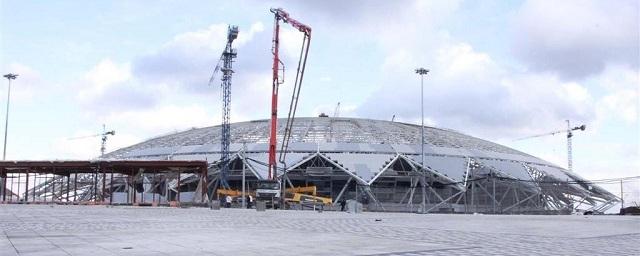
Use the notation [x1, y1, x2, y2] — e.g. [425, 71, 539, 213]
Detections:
[0, 8, 623, 216]
[0, 117, 620, 214]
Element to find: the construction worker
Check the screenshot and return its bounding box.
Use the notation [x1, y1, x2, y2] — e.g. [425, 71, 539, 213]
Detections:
[225, 195, 232, 208]
[340, 199, 347, 212]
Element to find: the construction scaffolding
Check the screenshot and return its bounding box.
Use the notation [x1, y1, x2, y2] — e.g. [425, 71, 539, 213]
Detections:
[0, 160, 208, 205]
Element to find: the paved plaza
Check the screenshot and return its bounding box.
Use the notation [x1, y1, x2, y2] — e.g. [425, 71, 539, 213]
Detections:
[0, 204, 638, 255]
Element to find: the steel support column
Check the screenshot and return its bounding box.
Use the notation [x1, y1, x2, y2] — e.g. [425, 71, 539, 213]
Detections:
[420, 175, 427, 212]
[93, 168, 98, 202]
[152, 170, 156, 204]
[32, 173, 36, 202]
[202, 167, 207, 203]
[471, 179, 475, 212]
[11, 172, 15, 202]
[73, 171, 78, 202]
[51, 175, 54, 201]
[1, 168, 5, 202]
[24, 172, 29, 202]
[141, 173, 145, 204]
[109, 171, 114, 205]
[492, 177, 496, 213]
[44, 174, 48, 203]
[102, 167, 106, 203]
[176, 171, 181, 203]
[131, 169, 136, 204]
[66, 174, 70, 202]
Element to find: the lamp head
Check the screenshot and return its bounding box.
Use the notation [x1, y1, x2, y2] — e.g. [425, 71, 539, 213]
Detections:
[3, 73, 18, 80]
[415, 68, 429, 75]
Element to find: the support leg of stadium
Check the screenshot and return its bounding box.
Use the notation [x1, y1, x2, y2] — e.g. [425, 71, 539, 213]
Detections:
[333, 177, 352, 207]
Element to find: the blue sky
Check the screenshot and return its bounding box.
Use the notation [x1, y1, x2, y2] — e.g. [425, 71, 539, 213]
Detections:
[1, 1, 638, 200]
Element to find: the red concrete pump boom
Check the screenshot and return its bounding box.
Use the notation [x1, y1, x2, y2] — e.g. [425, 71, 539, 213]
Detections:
[268, 8, 312, 180]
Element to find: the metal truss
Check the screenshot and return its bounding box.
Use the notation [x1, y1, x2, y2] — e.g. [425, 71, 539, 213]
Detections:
[15, 151, 618, 214]
[15, 118, 618, 214]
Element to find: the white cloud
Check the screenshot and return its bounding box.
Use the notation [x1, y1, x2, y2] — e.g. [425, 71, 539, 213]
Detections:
[83, 59, 131, 90]
[358, 42, 595, 139]
[279, 27, 306, 64]
[512, 0, 639, 79]
[593, 66, 640, 124]
[237, 22, 265, 46]
[133, 22, 268, 94]
[437, 44, 495, 79]
[77, 59, 159, 115]
[232, 71, 271, 118]
[75, 21, 272, 129]
[599, 90, 638, 123]
[104, 104, 215, 135]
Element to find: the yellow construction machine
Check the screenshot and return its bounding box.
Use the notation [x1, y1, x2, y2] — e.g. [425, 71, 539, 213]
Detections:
[217, 185, 332, 207]
[283, 185, 332, 205]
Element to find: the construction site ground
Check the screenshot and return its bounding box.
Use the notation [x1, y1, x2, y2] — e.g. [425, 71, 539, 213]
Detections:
[1, 204, 638, 256]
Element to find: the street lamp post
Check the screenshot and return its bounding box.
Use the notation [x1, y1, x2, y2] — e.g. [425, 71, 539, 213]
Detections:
[1, 73, 17, 201]
[415, 68, 429, 213]
[2, 73, 17, 161]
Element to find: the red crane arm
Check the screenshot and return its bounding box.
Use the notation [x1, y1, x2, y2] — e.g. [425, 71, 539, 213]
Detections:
[271, 8, 312, 35]
[267, 8, 312, 180]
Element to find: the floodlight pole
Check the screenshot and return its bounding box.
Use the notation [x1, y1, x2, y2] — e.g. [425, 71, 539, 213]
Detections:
[241, 143, 246, 209]
[2, 73, 17, 161]
[416, 68, 429, 213]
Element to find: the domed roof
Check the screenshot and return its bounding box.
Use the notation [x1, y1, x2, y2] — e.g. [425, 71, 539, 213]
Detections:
[107, 117, 566, 178]
[109, 117, 531, 157]
[106, 117, 616, 200]
[104, 117, 617, 210]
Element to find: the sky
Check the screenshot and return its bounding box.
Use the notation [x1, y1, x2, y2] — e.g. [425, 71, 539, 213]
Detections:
[1, 1, 638, 202]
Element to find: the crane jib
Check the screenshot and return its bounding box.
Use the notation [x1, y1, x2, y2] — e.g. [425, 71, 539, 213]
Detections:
[268, 8, 311, 181]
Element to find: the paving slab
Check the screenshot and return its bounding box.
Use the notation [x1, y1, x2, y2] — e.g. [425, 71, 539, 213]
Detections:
[0, 204, 638, 255]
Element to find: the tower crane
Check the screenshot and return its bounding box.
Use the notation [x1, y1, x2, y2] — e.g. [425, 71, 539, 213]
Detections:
[208, 25, 239, 190]
[515, 120, 586, 171]
[268, 8, 311, 180]
[68, 124, 115, 157]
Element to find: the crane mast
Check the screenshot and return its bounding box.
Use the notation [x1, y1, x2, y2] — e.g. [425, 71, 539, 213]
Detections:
[566, 120, 575, 171]
[268, 8, 311, 180]
[99, 124, 116, 157]
[68, 124, 115, 158]
[219, 26, 238, 188]
[515, 120, 586, 171]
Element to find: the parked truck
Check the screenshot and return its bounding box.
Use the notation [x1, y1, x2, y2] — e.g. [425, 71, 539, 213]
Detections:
[256, 180, 281, 209]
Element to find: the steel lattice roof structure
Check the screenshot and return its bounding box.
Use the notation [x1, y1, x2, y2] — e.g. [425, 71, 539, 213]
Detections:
[6, 117, 617, 214]
[99, 117, 618, 214]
